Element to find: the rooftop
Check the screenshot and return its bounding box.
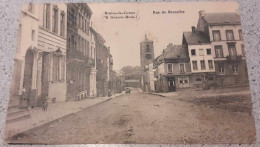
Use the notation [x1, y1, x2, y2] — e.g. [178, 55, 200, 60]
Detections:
[156, 44, 189, 62]
[183, 31, 210, 45]
[203, 12, 241, 25]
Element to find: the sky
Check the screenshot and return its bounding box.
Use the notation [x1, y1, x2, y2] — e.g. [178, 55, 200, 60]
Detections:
[88, 2, 239, 70]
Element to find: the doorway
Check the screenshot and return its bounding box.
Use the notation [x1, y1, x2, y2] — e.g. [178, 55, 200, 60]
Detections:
[22, 50, 34, 107]
[168, 77, 176, 92]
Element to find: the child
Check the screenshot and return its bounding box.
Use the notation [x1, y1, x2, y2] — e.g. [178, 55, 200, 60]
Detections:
[42, 96, 48, 111]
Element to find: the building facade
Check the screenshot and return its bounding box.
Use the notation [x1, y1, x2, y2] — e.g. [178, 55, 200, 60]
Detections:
[10, 4, 40, 107]
[89, 22, 97, 97]
[182, 27, 216, 88]
[66, 3, 94, 101]
[154, 44, 191, 92]
[96, 33, 109, 97]
[10, 3, 68, 108]
[196, 10, 248, 86]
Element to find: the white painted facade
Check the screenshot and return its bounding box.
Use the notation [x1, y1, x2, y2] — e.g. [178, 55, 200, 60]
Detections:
[208, 25, 245, 60]
[148, 63, 156, 91]
[89, 22, 97, 97]
[188, 44, 215, 73]
[10, 4, 40, 97]
[37, 4, 67, 102]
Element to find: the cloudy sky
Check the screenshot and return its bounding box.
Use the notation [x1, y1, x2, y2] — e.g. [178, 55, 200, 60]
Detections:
[88, 2, 239, 70]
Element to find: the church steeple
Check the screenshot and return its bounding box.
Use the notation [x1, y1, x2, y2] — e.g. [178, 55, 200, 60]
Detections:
[144, 34, 152, 42]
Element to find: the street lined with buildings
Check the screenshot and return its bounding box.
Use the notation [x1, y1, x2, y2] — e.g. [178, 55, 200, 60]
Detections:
[7, 3, 125, 127]
[8, 88, 255, 144]
[141, 11, 248, 93]
[4, 2, 255, 144]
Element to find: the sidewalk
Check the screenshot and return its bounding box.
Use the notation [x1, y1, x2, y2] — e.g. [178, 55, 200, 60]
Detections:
[4, 93, 124, 139]
[147, 92, 178, 97]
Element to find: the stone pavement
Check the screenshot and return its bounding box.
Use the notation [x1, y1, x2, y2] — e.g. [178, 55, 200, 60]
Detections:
[4, 93, 124, 139]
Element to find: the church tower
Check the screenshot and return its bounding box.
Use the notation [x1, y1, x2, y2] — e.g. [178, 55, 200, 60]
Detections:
[140, 34, 154, 92]
[140, 34, 154, 70]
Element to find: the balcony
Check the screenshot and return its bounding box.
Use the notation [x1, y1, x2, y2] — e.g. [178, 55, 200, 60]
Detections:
[67, 49, 95, 67]
[226, 55, 242, 62]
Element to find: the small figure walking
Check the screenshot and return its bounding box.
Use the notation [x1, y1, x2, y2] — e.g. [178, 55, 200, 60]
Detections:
[42, 96, 48, 111]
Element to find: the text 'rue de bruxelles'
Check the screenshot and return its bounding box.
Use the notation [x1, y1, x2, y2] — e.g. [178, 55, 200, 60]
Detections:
[153, 10, 185, 14]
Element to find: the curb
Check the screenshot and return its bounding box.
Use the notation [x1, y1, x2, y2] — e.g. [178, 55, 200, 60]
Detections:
[144, 92, 166, 97]
[5, 93, 125, 142]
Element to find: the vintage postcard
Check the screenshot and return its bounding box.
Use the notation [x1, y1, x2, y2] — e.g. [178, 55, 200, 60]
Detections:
[4, 1, 256, 144]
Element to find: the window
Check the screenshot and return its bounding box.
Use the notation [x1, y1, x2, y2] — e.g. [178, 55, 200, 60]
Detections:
[192, 61, 198, 70]
[28, 3, 33, 13]
[200, 60, 206, 70]
[241, 44, 245, 56]
[228, 43, 237, 57]
[52, 6, 58, 34]
[86, 16, 90, 34]
[226, 30, 234, 41]
[180, 63, 185, 73]
[52, 55, 61, 81]
[85, 19, 87, 32]
[168, 64, 173, 73]
[82, 16, 84, 30]
[146, 44, 150, 52]
[212, 30, 221, 41]
[70, 35, 74, 49]
[239, 29, 243, 40]
[60, 12, 65, 37]
[43, 4, 51, 30]
[206, 48, 211, 55]
[191, 49, 196, 56]
[218, 63, 225, 75]
[208, 60, 213, 69]
[68, 36, 71, 50]
[232, 65, 238, 75]
[78, 13, 81, 28]
[86, 41, 89, 57]
[81, 38, 84, 52]
[199, 49, 204, 56]
[214, 45, 224, 58]
[145, 54, 152, 59]
[31, 30, 35, 41]
[179, 77, 188, 84]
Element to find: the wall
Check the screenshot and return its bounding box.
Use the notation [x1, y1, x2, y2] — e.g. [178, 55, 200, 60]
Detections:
[209, 25, 245, 58]
[188, 44, 215, 73]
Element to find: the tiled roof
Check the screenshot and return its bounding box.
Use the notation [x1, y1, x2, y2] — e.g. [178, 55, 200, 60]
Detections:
[183, 31, 210, 45]
[203, 13, 241, 25]
[156, 44, 189, 62]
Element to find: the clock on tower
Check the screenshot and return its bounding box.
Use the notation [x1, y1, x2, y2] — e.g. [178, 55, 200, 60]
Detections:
[140, 34, 154, 70]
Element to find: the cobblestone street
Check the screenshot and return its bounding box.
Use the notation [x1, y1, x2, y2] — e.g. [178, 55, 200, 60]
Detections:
[9, 88, 256, 144]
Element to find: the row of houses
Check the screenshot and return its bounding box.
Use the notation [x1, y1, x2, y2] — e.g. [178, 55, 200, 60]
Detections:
[9, 3, 124, 110]
[142, 10, 248, 93]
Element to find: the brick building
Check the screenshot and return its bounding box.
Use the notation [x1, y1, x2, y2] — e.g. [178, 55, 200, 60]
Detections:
[96, 33, 109, 97]
[66, 3, 94, 100]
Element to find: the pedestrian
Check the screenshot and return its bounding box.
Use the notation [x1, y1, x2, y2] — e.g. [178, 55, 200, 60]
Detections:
[42, 96, 48, 111]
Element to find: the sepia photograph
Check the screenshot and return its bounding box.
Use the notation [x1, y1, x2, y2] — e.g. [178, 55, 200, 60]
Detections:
[4, 1, 256, 144]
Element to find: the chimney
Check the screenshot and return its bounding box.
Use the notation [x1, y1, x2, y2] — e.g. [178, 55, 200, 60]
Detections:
[168, 43, 173, 48]
[192, 26, 196, 33]
[199, 10, 205, 17]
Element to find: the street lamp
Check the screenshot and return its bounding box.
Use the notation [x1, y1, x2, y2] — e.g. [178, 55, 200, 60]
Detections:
[54, 48, 62, 57]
